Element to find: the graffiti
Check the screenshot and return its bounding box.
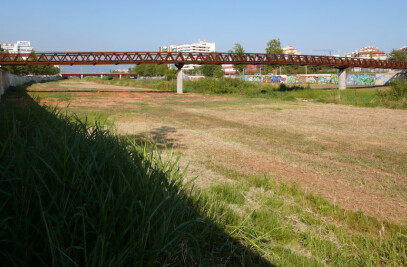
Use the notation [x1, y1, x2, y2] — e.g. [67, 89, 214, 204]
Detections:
[317, 75, 331, 84]
[270, 76, 281, 83]
[187, 75, 204, 81]
[247, 76, 262, 82]
[296, 76, 306, 84]
[346, 74, 358, 85]
[229, 73, 396, 86]
[357, 74, 375, 85]
[287, 76, 297, 84]
[375, 74, 392, 85]
[306, 76, 318, 84]
[331, 74, 338, 84]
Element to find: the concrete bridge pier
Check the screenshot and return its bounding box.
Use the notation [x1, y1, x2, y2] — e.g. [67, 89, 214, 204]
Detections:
[175, 63, 184, 94]
[80, 74, 83, 80]
[338, 68, 347, 90]
[100, 74, 103, 79]
[119, 74, 122, 79]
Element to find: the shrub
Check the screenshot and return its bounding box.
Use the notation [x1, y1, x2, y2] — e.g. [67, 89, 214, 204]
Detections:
[388, 79, 407, 100]
[164, 69, 177, 80]
[377, 79, 407, 108]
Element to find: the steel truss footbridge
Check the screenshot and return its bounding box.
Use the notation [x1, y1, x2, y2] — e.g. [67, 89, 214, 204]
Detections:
[1, 51, 406, 92]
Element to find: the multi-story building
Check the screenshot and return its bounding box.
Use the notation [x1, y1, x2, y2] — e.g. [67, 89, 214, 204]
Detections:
[358, 46, 387, 60]
[282, 46, 301, 55]
[159, 40, 215, 70]
[345, 46, 388, 72]
[0, 41, 33, 54]
[345, 46, 387, 60]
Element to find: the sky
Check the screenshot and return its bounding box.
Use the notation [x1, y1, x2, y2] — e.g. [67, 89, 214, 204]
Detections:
[1, 0, 406, 72]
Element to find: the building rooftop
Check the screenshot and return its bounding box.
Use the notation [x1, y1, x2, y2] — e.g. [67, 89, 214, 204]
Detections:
[358, 46, 386, 55]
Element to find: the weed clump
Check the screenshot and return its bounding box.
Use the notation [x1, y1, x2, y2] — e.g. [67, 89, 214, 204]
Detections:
[377, 79, 407, 108]
[381, 79, 407, 100]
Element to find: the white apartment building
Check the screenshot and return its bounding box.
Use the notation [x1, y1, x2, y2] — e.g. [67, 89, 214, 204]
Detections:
[159, 40, 215, 70]
[1, 41, 33, 54]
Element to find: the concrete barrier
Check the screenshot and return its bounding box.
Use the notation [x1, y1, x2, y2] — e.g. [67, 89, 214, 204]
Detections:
[0, 70, 60, 100]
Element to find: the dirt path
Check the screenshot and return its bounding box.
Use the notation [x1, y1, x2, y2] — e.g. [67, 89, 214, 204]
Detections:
[34, 80, 407, 222]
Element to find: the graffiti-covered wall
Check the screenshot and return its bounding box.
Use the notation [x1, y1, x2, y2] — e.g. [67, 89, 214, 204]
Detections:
[228, 72, 398, 86]
[0, 70, 60, 100]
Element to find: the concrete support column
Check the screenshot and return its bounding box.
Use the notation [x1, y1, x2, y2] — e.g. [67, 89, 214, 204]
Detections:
[100, 74, 103, 79]
[175, 63, 184, 94]
[338, 68, 347, 90]
[80, 74, 83, 80]
[119, 74, 122, 79]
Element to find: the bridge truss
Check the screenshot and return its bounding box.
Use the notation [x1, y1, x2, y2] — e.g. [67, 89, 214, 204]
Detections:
[1, 52, 407, 70]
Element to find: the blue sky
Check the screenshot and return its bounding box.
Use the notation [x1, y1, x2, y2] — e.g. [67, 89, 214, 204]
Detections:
[1, 0, 406, 71]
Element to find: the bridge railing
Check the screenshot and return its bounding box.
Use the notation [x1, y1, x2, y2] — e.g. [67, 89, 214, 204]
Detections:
[1, 52, 406, 69]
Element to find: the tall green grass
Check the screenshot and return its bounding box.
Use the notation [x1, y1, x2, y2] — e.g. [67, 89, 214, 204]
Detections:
[86, 77, 404, 109]
[0, 88, 270, 266]
[378, 79, 407, 108]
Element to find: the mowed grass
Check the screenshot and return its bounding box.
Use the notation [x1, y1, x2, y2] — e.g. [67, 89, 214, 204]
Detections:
[10, 79, 407, 265]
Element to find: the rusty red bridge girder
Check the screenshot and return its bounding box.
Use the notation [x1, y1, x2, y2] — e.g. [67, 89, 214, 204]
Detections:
[1, 52, 407, 69]
[61, 73, 137, 77]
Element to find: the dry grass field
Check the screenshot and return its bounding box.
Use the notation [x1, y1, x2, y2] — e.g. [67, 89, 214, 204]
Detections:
[31, 79, 407, 222]
[22, 79, 407, 265]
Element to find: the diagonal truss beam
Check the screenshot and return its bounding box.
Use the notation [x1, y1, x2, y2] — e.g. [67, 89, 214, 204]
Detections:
[0, 52, 406, 69]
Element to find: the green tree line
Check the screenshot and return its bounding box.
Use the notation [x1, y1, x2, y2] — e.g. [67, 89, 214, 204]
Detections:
[0, 46, 60, 75]
[130, 64, 168, 77]
[1, 65, 60, 75]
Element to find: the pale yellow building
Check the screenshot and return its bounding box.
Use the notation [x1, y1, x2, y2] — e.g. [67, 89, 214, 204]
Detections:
[283, 46, 301, 55]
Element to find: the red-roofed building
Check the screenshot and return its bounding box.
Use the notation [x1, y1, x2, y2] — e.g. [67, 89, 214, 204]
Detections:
[356, 46, 387, 60]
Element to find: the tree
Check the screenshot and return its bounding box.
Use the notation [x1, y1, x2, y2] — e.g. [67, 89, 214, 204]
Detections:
[228, 43, 246, 74]
[164, 69, 177, 80]
[131, 64, 168, 77]
[1, 64, 60, 75]
[0, 48, 60, 75]
[265, 39, 284, 74]
[265, 39, 283, 55]
[388, 49, 407, 62]
[200, 64, 223, 77]
[214, 68, 224, 78]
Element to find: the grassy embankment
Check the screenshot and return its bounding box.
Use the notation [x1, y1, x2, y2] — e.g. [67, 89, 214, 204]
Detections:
[2, 82, 407, 266]
[85, 76, 407, 109]
[0, 85, 269, 266]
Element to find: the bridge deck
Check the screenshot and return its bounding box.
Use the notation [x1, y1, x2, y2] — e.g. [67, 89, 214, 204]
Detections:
[1, 52, 406, 69]
[61, 73, 137, 76]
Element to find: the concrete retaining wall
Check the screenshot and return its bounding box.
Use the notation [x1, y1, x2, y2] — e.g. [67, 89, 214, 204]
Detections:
[225, 72, 400, 86]
[0, 70, 60, 100]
